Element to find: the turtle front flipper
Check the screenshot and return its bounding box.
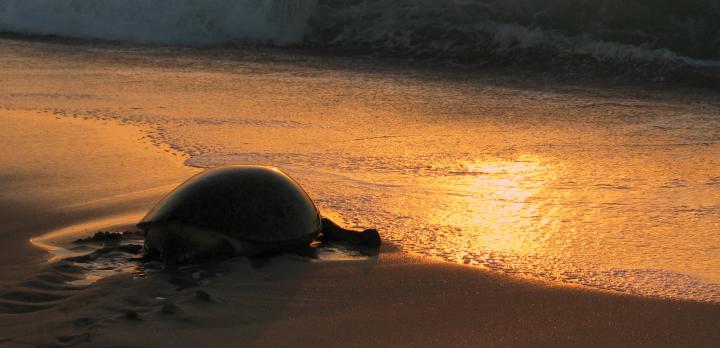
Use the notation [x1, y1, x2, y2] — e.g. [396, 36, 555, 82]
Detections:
[320, 218, 381, 247]
[143, 223, 236, 265]
[159, 228, 188, 266]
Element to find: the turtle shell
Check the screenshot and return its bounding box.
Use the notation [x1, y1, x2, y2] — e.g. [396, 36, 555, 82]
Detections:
[137, 166, 321, 243]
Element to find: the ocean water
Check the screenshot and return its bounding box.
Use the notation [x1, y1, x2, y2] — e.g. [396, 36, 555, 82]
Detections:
[1, 0, 719, 67]
[1, 2, 719, 302]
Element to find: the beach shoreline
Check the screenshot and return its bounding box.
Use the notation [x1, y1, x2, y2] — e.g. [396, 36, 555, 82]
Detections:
[2, 32, 720, 346]
[1, 105, 719, 347]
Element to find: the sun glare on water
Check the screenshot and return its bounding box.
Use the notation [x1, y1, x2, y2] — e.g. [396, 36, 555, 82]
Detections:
[429, 156, 559, 256]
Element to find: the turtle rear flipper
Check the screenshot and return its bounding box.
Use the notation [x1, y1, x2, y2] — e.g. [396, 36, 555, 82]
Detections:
[320, 218, 381, 247]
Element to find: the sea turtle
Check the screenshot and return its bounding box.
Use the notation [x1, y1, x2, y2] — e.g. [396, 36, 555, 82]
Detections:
[138, 165, 380, 264]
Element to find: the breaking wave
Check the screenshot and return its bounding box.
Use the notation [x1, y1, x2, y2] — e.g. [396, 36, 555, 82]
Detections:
[1, 0, 719, 71]
[0, 0, 318, 45]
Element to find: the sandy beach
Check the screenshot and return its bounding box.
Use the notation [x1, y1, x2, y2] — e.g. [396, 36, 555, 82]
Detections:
[0, 35, 719, 346]
[0, 112, 719, 347]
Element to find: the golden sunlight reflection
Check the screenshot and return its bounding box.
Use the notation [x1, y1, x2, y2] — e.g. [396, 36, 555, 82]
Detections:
[429, 155, 559, 255]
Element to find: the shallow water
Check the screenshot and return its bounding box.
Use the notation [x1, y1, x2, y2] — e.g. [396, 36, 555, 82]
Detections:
[2, 38, 719, 301]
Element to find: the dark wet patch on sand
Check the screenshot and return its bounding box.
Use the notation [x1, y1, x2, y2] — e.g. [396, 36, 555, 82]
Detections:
[0, 231, 145, 314]
[2, 227, 376, 316]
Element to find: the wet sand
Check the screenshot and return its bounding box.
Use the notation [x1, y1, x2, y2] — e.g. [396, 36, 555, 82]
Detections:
[2, 37, 719, 302]
[0, 111, 197, 283]
[1, 109, 719, 347]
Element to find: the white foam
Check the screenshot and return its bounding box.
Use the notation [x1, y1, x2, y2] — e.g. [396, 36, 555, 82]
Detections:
[491, 22, 719, 66]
